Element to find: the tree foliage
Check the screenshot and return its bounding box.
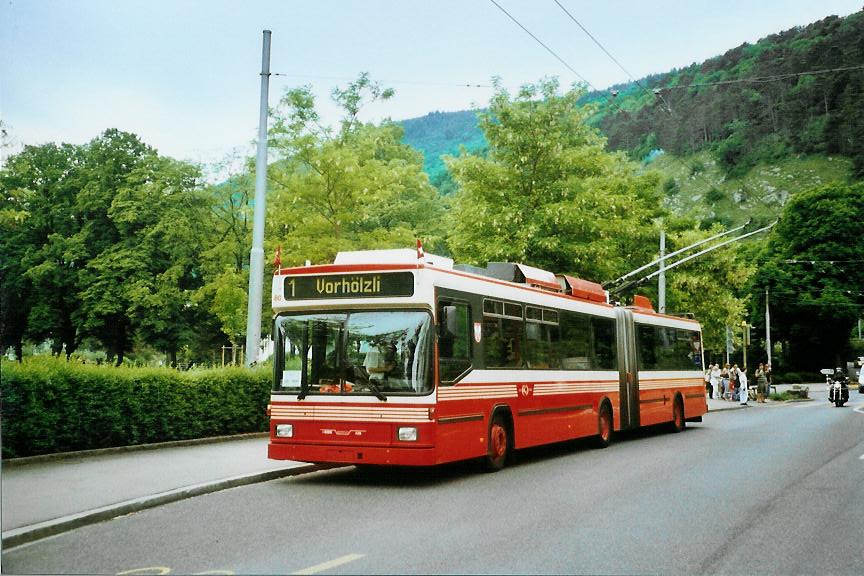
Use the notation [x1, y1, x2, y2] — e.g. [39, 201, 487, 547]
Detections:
[1, 143, 84, 359]
[266, 73, 446, 265]
[0, 130, 217, 365]
[445, 78, 664, 282]
[749, 182, 864, 370]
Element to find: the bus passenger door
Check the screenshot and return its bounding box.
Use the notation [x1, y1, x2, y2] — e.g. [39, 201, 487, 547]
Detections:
[614, 308, 640, 430]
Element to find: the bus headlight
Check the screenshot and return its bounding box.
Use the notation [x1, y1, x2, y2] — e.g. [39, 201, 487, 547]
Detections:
[398, 427, 418, 442]
[276, 424, 294, 438]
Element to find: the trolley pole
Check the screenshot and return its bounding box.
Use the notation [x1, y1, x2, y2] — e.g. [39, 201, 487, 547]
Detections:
[244, 30, 272, 367]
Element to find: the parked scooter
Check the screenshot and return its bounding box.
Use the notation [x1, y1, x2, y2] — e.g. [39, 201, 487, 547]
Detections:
[821, 368, 849, 407]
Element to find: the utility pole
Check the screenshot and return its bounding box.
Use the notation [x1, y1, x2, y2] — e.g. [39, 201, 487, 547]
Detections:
[765, 287, 772, 367]
[725, 325, 733, 366]
[244, 30, 272, 367]
[658, 229, 666, 314]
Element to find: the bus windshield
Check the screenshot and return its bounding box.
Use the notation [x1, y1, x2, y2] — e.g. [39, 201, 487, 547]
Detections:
[273, 311, 434, 396]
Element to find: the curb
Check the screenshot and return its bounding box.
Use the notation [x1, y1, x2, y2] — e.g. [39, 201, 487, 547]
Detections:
[1, 462, 335, 549]
[2, 432, 269, 468]
[708, 397, 815, 413]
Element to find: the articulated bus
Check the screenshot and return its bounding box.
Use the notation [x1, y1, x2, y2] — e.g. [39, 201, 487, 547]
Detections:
[268, 248, 707, 470]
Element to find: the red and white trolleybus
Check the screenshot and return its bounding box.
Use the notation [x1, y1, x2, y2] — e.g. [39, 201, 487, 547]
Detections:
[268, 247, 707, 470]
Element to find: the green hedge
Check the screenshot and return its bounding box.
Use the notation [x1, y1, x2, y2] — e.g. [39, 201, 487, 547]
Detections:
[0, 358, 271, 458]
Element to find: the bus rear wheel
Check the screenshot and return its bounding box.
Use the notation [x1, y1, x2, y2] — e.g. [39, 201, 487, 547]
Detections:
[483, 414, 510, 472]
[595, 403, 613, 449]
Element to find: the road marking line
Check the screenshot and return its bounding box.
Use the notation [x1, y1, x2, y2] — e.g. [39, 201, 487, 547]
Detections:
[291, 554, 365, 575]
[854, 404, 864, 414]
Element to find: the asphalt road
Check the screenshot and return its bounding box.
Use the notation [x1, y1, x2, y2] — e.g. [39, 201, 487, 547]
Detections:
[4, 391, 863, 575]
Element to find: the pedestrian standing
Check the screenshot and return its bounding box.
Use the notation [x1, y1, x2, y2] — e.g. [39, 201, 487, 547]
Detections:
[739, 367, 749, 405]
[721, 364, 730, 400]
[711, 364, 722, 400]
[705, 368, 713, 399]
[729, 364, 739, 401]
[755, 363, 768, 403]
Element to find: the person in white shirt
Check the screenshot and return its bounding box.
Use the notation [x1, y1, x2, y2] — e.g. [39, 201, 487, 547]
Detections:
[710, 364, 722, 399]
[738, 368, 749, 405]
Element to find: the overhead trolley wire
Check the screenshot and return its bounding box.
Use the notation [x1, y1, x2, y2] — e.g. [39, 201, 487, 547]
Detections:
[552, 0, 673, 114]
[487, 0, 638, 120]
[552, 0, 637, 84]
[487, 0, 592, 86]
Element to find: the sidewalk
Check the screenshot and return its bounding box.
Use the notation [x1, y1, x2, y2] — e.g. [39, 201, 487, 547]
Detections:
[706, 383, 817, 413]
[1, 435, 321, 549]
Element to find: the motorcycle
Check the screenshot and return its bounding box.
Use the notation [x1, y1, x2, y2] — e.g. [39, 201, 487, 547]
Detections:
[821, 368, 849, 407]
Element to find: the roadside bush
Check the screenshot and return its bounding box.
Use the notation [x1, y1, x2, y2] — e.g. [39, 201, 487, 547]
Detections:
[0, 358, 271, 458]
[770, 386, 809, 401]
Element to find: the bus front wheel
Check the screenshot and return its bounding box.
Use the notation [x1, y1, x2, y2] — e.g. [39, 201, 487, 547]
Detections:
[483, 414, 510, 472]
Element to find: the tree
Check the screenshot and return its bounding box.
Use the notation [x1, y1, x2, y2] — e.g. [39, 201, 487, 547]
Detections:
[752, 182, 864, 370]
[72, 130, 156, 364]
[1, 129, 235, 364]
[112, 155, 210, 365]
[445, 78, 664, 282]
[266, 74, 446, 267]
[0, 142, 85, 359]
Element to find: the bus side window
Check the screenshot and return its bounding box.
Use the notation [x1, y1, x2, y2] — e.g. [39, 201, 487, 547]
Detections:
[438, 302, 471, 384]
[591, 317, 617, 370]
[637, 324, 658, 369]
[483, 300, 523, 369]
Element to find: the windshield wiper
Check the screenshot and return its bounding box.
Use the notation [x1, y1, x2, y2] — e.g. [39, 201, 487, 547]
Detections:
[365, 379, 388, 402]
[343, 365, 387, 401]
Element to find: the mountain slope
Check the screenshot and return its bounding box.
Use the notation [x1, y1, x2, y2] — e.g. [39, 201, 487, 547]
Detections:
[400, 9, 863, 220]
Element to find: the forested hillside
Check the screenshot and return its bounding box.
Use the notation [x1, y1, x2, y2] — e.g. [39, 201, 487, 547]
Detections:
[594, 11, 864, 177]
[401, 110, 486, 187]
[402, 9, 864, 214]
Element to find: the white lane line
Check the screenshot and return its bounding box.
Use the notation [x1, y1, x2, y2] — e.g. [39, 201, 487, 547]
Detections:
[854, 404, 864, 414]
[291, 554, 365, 575]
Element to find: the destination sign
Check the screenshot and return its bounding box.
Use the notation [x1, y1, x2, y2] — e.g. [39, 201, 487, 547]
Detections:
[283, 272, 415, 300]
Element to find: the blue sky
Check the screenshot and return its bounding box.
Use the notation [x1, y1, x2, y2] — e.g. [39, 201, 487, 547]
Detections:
[2, 0, 861, 171]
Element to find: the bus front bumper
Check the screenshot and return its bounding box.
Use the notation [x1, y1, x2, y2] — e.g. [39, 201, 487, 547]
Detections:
[268, 442, 438, 466]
